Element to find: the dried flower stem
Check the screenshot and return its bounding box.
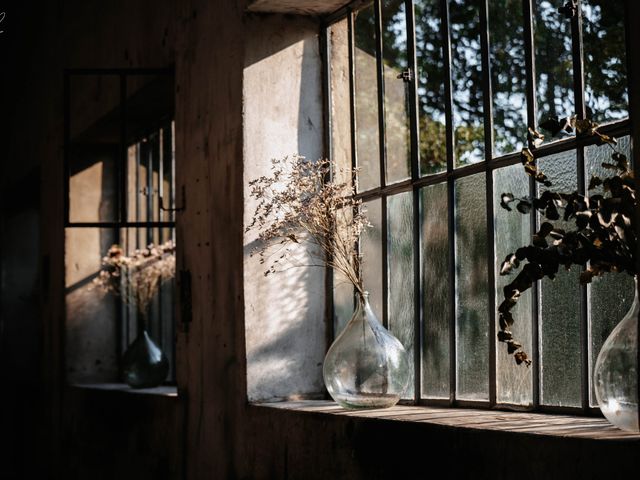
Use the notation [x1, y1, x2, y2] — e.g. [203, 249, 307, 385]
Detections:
[247, 156, 368, 295]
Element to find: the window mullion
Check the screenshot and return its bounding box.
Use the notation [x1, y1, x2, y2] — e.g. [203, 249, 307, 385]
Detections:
[479, 0, 497, 407]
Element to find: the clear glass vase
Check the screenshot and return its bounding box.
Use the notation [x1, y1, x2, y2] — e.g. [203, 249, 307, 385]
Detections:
[323, 292, 410, 409]
[122, 329, 170, 389]
[594, 277, 639, 432]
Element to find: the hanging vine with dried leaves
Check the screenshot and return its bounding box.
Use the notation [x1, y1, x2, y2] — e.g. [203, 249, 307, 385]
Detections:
[498, 117, 637, 366]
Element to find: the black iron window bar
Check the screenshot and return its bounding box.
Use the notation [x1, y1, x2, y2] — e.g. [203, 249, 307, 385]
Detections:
[63, 68, 177, 384]
[321, 0, 633, 415]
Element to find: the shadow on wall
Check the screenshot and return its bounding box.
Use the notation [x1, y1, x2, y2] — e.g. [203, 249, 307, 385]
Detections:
[243, 16, 327, 403]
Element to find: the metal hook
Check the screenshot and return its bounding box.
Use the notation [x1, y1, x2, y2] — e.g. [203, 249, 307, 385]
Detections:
[160, 185, 186, 213]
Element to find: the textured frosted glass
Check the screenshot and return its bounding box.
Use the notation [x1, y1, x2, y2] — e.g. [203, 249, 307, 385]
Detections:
[421, 183, 450, 398]
[361, 199, 383, 320]
[586, 136, 631, 184]
[354, 5, 381, 192]
[583, 0, 628, 123]
[455, 173, 489, 400]
[414, 0, 447, 175]
[388, 192, 415, 398]
[489, 0, 527, 156]
[450, 0, 485, 166]
[537, 150, 581, 407]
[333, 208, 356, 336]
[381, 0, 411, 184]
[585, 136, 633, 406]
[494, 165, 533, 405]
[534, 0, 574, 138]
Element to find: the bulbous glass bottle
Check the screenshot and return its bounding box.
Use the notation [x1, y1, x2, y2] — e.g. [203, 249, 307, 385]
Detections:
[323, 292, 410, 409]
[122, 329, 170, 389]
[594, 278, 639, 432]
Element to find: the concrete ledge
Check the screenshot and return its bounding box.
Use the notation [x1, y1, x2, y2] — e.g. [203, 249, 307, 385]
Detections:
[70, 383, 178, 397]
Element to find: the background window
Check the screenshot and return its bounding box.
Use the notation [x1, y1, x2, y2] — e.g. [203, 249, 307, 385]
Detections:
[64, 70, 177, 385]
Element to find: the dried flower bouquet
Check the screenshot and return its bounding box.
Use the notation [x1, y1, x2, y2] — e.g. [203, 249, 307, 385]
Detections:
[247, 155, 369, 294]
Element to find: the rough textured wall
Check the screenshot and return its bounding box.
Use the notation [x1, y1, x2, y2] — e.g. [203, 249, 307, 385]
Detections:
[3, 1, 640, 479]
[242, 14, 326, 403]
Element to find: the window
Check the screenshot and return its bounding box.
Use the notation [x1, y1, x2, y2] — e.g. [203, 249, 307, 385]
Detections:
[325, 0, 631, 411]
[64, 69, 177, 385]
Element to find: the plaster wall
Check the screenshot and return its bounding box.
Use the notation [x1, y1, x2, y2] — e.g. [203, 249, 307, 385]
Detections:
[242, 15, 326, 402]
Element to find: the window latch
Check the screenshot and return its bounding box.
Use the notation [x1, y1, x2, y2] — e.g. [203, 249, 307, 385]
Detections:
[397, 68, 413, 83]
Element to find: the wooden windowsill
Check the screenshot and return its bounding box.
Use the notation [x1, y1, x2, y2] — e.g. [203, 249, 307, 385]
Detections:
[69, 382, 178, 397]
[254, 400, 640, 441]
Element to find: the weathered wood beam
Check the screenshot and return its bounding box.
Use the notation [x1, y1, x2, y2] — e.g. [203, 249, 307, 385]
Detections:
[246, 0, 351, 15]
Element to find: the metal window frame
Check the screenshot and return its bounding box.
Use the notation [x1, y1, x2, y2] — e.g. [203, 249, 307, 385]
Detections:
[322, 0, 632, 415]
[63, 67, 177, 384]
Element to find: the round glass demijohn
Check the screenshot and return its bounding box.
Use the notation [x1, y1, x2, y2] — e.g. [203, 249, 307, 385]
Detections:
[323, 292, 410, 409]
[122, 327, 170, 389]
[593, 277, 639, 432]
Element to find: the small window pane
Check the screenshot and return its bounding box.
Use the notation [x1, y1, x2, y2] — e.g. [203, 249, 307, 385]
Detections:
[361, 199, 383, 319]
[69, 144, 119, 223]
[388, 191, 415, 399]
[583, 0, 628, 123]
[455, 172, 489, 400]
[127, 124, 175, 224]
[450, 0, 485, 166]
[382, 0, 411, 184]
[537, 149, 581, 407]
[355, 6, 382, 192]
[585, 136, 633, 406]
[421, 182, 450, 399]
[414, 0, 448, 175]
[329, 19, 354, 178]
[65, 227, 119, 383]
[534, 0, 574, 137]
[494, 165, 533, 405]
[489, 0, 527, 157]
[120, 226, 176, 382]
[333, 208, 356, 336]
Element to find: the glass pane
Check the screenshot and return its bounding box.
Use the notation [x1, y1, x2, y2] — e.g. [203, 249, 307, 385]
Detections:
[421, 182, 450, 398]
[361, 199, 383, 319]
[450, 0, 485, 166]
[537, 149, 581, 407]
[388, 191, 415, 399]
[127, 123, 175, 224]
[334, 208, 356, 336]
[120, 226, 176, 382]
[381, 0, 411, 184]
[455, 172, 489, 400]
[329, 18, 354, 179]
[415, 0, 447, 175]
[534, 0, 574, 136]
[582, 0, 628, 123]
[354, 6, 381, 192]
[126, 74, 175, 223]
[585, 136, 633, 406]
[68, 74, 121, 224]
[494, 165, 533, 405]
[489, 0, 527, 157]
[65, 227, 119, 383]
